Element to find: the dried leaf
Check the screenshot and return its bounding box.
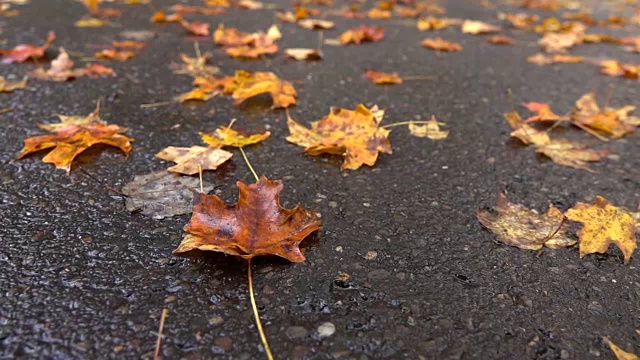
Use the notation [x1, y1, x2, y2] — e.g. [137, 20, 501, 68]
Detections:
[368, 8, 391, 19]
[284, 48, 323, 60]
[15, 102, 132, 172]
[416, 16, 461, 31]
[122, 171, 213, 219]
[169, 4, 225, 15]
[523, 102, 561, 122]
[364, 70, 402, 84]
[175, 87, 218, 102]
[120, 30, 156, 41]
[286, 104, 392, 170]
[231, 70, 297, 109]
[461, 19, 501, 34]
[421, 37, 463, 52]
[499, 12, 538, 29]
[200, 125, 270, 148]
[603, 337, 640, 360]
[171, 52, 219, 77]
[572, 92, 639, 138]
[112, 40, 147, 50]
[151, 10, 183, 23]
[487, 35, 514, 45]
[180, 20, 210, 36]
[527, 53, 584, 65]
[408, 116, 449, 139]
[95, 49, 136, 61]
[214, 24, 279, 58]
[565, 197, 637, 264]
[599, 60, 640, 79]
[297, 18, 335, 30]
[477, 192, 575, 250]
[0, 31, 55, 64]
[155, 146, 232, 175]
[30, 48, 113, 82]
[0, 76, 27, 92]
[337, 25, 385, 45]
[539, 32, 581, 52]
[174, 177, 322, 262]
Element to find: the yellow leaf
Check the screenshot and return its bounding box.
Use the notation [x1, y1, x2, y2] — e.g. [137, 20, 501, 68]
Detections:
[461, 19, 501, 34]
[155, 146, 233, 175]
[565, 196, 637, 264]
[408, 116, 449, 140]
[75, 17, 107, 27]
[200, 125, 270, 149]
[477, 192, 575, 250]
[175, 88, 218, 102]
[603, 337, 640, 360]
[231, 70, 297, 109]
[0, 76, 27, 92]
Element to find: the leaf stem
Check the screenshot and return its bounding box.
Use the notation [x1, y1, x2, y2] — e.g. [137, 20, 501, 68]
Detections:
[153, 308, 168, 360]
[140, 101, 174, 108]
[248, 258, 274, 360]
[382, 120, 430, 128]
[540, 216, 567, 243]
[240, 147, 260, 182]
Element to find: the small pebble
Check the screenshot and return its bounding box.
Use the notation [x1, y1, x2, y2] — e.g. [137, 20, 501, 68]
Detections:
[317, 322, 336, 338]
[286, 326, 308, 339]
[364, 250, 377, 260]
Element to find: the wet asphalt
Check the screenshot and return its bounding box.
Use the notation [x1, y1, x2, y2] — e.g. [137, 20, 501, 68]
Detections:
[1, 0, 640, 359]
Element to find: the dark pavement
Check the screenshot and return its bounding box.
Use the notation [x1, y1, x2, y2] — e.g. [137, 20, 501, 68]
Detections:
[1, 0, 640, 359]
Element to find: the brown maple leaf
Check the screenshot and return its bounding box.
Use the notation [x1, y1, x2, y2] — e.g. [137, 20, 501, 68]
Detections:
[0, 31, 55, 64]
[364, 70, 403, 85]
[599, 60, 640, 79]
[286, 104, 392, 170]
[214, 24, 280, 58]
[95, 49, 136, 61]
[487, 35, 515, 45]
[15, 101, 133, 172]
[416, 17, 461, 31]
[421, 37, 463, 52]
[173, 177, 322, 262]
[170, 51, 220, 77]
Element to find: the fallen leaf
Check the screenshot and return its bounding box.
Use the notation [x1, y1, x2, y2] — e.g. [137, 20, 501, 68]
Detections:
[151, 10, 182, 23]
[0, 31, 55, 64]
[487, 35, 514, 45]
[284, 48, 323, 60]
[539, 32, 582, 52]
[297, 19, 334, 30]
[599, 60, 640, 79]
[416, 16, 461, 31]
[286, 104, 392, 170]
[237, 0, 264, 9]
[498, 12, 538, 29]
[364, 69, 402, 84]
[95, 49, 136, 60]
[338, 25, 385, 45]
[421, 37, 463, 51]
[170, 4, 225, 15]
[15, 102, 133, 172]
[180, 20, 210, 36]
[523, 102, 561, 122]
[75, 17, 108, 27]
[583, 33, 620, 44]
[368, 8, 391, 19]
[231, 70, 297, 109]
[214, 24, 279, 58]
[0, 76, 27, 92]
[30, 48, 110, 82]
[171, 52, 219, 77]
[174, 177, 322, 262]
[571, 92, 640, 138]
[603, 337, 640, 360]
[112, 40, 147, 50]
[155, 146, 232, 175]
[527, 53, 584, 65]
[461, 19, 501, 34]
[408, 116, 449, 139]
[566, 197, 637, 264]
[120, 30, 155, 41]
[213, 24, 253, 46]
[200, 125, 270, 148]
[477, 192, 575, 250]
[175, 87, 218, 102]
[122, 171, 213, 219]
[521, 0, 560, 11]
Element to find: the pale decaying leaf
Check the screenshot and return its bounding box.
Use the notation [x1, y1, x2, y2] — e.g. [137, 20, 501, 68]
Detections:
[603, 337, 640, 360]
[0, 76, 27, 92]
[461, 19, 501, 34]
[155, 146, 233, 175]
[122, 171, 214, 219]
[477, 192, 575, 250]
[565, 196, 637, 264]
[284, 48, 323, 60]
[408, 116, 449, 140]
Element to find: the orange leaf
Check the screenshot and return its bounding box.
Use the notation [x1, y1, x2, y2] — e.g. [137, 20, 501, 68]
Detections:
[200, 125, 270, 149]
[487, 35, 514, 45]
[286, 104, 392, 170]
[112, 40, 147, 50]
[180, 20, 210, 36]
[95, 49, 136, 61]
[297, 18, 335, 30]
[151, 10, 182, 23]
[0, 31, 55, 64]
[30, 48, 115, 82]
[417, 16, 461, 31]
[527, 53, 584, 65]
[337, 25, 384, 45]
[364, 69, 402, 84]
[599, 60, 640, 79]
[231, 70, 296, 109]
[15, 102, 132, 172]
[523, 102, 561, 122]
[421, 37, 462, 51]
[173, 177, 322, 262]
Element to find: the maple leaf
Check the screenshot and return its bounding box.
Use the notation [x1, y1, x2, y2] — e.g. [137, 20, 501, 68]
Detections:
[0, 76, 27, 92]
[284, 48, 323, 61]
[337, 25, 385, 45]
[175, 87, 219, 103]
[364, 70, 402, 85]
[523, 102, 562, 122]
[505, 111, 607, 172]
[180, 20, 210, 36]
[421, 37, 463, 51]
[565, 196, 637, 264]
[539, 32, 582, 52]
[231, 70, 297, 109]
[173, 177, 322, 262]
[408, 116, 449, 139]
[155, 146, 233, 175]
[122, 171, 214, 219]
[151, 10, 183, 23]
[461, 20, 501, 34]
[527, 53, 584, 65]
[0, 31, 55, 64]
[603, 337, 640, 360]
[416, 17, 461, 31]
[477, 192, 575, 250]
[200, 125, 270, 149]
[171, 51, 219, 77]
[95, 49, 136, 60]
[30, 48, 115, 82]
[286, 104, 392, 170]
[487, 35, 515, 45]
[214, 24, 280, 58]
[599, 60, 640, 79]
[297, 19, 335, 30]
[15, 102, 133, 172]
[571, 92, 640, 138]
